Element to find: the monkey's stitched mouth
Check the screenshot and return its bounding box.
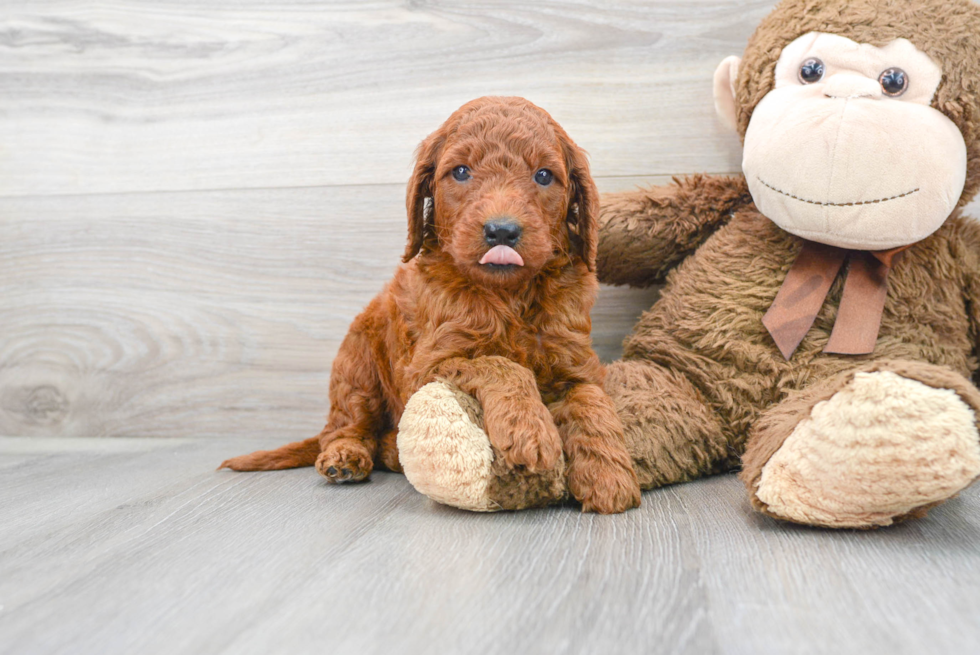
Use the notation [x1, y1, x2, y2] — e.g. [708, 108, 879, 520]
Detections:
[757, 177, 920, 207]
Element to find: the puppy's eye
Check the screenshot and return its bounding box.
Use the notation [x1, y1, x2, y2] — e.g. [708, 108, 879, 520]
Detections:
[534, 169, 554, 186]
[879, 68, 908, 97]
[798, 58, 825, 84]
[452, 165, 471, 182]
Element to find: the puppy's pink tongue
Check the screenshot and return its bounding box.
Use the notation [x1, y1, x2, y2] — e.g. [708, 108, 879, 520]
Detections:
[479, 245, 524, 266]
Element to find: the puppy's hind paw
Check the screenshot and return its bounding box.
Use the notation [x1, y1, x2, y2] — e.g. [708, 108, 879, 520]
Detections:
[316, 439, 373, 483]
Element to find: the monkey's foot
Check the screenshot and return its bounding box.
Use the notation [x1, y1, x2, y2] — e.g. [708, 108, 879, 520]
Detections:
[397, 381, 566, 511]
[746, 370, 980, 528]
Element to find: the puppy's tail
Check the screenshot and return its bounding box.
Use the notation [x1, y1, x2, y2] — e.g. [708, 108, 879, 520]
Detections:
[219, 437, 320, 471]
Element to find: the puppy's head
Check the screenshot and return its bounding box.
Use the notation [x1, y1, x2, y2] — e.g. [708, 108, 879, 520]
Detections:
[404, 96, 598, 286]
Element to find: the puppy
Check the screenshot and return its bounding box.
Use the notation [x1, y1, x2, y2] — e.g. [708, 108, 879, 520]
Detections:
[221, 96, 640, 513]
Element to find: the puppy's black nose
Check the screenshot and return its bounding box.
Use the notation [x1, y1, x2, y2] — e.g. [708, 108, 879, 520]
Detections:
[483, 221, 522, 247]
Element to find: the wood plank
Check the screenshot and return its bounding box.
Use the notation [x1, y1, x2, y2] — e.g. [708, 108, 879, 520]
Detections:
[2, 436, 979, 654]
[0, 436, 420, 654]
[0, 436, 204, 550]
[0, 181, 661, 438]
[0, 0, 778, 196]
[683, 475, 980, 655]
[0, 185, 399, 438]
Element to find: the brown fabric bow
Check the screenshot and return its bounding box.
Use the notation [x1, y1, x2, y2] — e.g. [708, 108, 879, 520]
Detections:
[762, 241, 908, 360]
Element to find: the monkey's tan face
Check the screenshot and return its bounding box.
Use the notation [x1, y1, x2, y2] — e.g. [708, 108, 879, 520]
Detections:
[719, 33, 968, 250]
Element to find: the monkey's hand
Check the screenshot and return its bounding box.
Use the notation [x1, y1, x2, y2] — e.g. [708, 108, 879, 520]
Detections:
[597, 174, 752, 287]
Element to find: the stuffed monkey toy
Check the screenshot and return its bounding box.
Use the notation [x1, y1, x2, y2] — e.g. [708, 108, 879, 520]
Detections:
[398, 0, 980, 528]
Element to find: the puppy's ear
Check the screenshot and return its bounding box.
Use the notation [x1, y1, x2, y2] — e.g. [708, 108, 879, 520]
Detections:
[560, 134, 600, 271]
[404, 128, 446, 262]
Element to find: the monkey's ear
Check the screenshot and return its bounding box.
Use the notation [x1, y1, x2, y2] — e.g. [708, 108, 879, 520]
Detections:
[404, 129, 445, 262]
[713, 55, 741, 133]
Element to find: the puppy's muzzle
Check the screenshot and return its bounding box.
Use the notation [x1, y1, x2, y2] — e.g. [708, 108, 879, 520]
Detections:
[483, 220, 522, 247]
[480, 219, 524, 267]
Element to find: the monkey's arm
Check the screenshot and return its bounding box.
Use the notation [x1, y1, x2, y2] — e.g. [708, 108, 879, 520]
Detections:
[953, 216, 980, 379]
[597, 174, 753, 287]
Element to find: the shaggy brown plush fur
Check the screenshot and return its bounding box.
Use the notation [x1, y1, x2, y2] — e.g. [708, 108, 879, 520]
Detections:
[604, 204, 980, 476]
[599, 0, 980, 525]
[221, 96, 640, 514]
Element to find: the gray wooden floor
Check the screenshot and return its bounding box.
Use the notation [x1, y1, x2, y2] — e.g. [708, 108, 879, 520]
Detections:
[3, 435, 980, 655]
[4, 2, 980, 653]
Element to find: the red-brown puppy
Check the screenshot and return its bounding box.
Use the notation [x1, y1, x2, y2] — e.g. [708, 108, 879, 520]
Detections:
[221, 96, 640, 514]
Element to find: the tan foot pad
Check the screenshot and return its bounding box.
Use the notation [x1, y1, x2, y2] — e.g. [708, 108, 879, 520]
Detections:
[757, 371, 980, 528]
[398, 381, 498, 511]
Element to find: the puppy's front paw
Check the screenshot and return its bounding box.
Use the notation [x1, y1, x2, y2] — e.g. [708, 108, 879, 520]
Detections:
[568, 455, 641, 514]
[316, 438, 373, 483]
[484, 402, 562, 472]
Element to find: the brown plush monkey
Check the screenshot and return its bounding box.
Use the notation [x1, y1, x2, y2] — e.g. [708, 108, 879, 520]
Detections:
[398, 0, 980, 527]
[595, 0, 980, 527]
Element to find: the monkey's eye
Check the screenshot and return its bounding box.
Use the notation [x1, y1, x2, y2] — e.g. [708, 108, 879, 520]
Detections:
[452, 165, 471, 182]
[798, 58, 825, 84]
[879, 68, 908, 97]
[534, 169, 554, 186]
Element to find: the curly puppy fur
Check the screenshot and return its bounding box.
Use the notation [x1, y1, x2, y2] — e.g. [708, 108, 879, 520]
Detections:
[222, 96, 640, 514]
[598, 0, 980, 524]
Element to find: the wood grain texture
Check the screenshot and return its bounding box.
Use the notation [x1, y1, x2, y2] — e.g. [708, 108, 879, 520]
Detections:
[0, 181, 660, 438]
[2, 436, 979, 655]
[0, 0, 775, 196]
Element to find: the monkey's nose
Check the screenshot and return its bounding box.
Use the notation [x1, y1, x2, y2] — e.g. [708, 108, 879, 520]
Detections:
[483, 220, 522, 247]
[823, 73, 882, 100]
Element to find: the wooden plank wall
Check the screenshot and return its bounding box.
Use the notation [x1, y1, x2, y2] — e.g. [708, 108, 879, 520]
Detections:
[2, 1, 977, 438]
